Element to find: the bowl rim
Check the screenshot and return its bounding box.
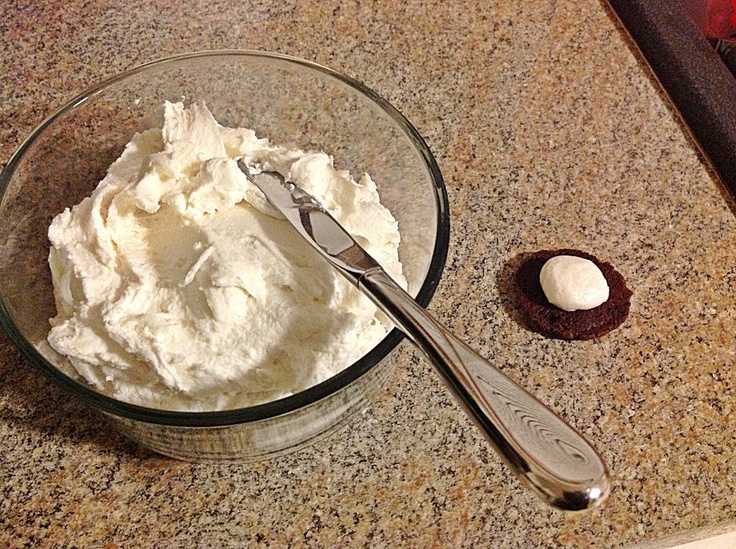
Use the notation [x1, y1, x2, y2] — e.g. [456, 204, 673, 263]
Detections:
[0, 50, 450, 427]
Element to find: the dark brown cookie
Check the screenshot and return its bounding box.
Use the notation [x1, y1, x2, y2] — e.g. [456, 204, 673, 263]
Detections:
[515, 249, 632, 340]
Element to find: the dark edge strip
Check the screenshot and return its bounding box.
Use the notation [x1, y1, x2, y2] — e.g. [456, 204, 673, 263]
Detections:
[606, 0, 736, 197]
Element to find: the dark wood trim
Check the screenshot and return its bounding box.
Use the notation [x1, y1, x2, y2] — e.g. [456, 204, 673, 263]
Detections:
[607, 0, 736, 195]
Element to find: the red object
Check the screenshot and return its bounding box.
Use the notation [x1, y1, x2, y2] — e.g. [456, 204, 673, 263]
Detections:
[702, 0, 736, 38]
[682, 0, 736, 38]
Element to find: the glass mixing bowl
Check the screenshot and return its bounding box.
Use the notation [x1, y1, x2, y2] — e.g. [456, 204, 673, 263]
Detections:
[0, 51, 449, 461]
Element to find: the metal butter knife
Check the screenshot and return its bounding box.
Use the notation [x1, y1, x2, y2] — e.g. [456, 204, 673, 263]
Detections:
[238, 162, 610, 511]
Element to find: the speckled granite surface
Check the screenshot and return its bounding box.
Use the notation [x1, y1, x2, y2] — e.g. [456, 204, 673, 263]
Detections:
[2, 0, 736, 547]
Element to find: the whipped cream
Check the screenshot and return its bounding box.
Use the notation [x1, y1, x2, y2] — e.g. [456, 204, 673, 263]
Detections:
[47, 101, 405, 411]
[539, 255, 609, 312]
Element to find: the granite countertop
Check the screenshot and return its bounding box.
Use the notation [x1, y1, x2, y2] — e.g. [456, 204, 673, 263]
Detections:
[2, 0, 736, 547]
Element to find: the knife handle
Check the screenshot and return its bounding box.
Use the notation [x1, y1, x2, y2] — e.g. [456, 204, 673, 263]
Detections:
[359, 268, 610, 511]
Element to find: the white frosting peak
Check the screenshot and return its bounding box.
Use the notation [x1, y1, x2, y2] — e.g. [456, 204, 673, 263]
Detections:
[47, 101, 405, 411]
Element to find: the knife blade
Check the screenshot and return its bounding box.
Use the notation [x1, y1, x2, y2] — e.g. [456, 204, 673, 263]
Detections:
[241, 165, 380, 283]
[238, 161, 610, 511]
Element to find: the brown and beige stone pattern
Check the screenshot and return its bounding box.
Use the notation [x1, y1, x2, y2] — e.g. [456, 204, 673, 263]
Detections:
[2, 0, 736, 547]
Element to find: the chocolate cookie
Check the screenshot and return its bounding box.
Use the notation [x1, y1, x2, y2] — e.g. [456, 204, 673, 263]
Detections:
[515, 249, 631, 340]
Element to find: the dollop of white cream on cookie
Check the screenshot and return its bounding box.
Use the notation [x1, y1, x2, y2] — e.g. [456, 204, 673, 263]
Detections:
[539, 255, 609, 312]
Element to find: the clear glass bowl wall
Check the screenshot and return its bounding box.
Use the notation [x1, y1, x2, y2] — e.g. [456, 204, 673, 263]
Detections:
[0, 51, 449, 461]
